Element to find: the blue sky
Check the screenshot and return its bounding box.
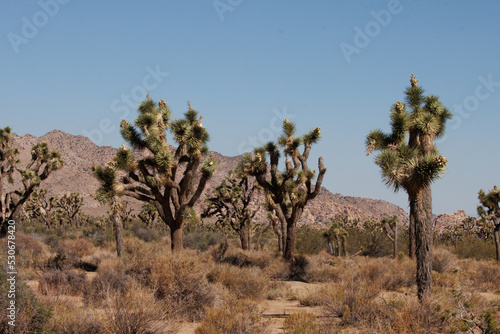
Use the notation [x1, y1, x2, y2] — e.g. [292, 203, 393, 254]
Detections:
[1, 0, 499, 216]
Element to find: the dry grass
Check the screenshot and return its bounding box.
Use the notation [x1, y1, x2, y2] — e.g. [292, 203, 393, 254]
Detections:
[195, 298, 271, 334]
[433, 247, 458, 274]
[207, 263, 270, 300]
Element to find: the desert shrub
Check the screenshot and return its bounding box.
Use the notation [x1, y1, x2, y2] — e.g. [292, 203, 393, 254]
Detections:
[432, 247, 458, 274]
[302, 253, 339, 283]
[266, 280, 287, 300]
[283, 311, 318, 334]
[0, 270, 52, 333]
[220, 247, 274, 269]
[84, 267, 132, 307]
[184, 230, 226, 251]
[195, 298, 270, 334]
[474, 261, 500, 290]
[133, 227, 161, 242]
[46, 251, 79, 271]
[0, 232, 49, 270]
[149, 251, 220, 321]
[38, 269, 87, 296]
[206, 263, 270, 300]
[324, 274, 382, 326]
[289, 254, 310, 281]
[345, 227, 394, 257]
[263, 256, 291, 280]
[59, 238, 95, 257]
[104, 284, 176, 334]
[50, 310, 103, 334]
[452, 235, 496, 260]
[297, 284, 337, 307]
[295, 226, 328, 255]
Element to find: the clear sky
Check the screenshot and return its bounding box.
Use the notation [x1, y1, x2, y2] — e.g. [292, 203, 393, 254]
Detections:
[1, 0, 499, 216]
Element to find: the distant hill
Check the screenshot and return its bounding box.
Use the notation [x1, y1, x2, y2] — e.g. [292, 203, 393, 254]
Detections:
[11, 129, 413, 227]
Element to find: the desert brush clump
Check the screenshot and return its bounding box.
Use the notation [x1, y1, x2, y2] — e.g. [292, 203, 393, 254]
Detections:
[206, 262, 270, 300]
[195, 297, 270, 334]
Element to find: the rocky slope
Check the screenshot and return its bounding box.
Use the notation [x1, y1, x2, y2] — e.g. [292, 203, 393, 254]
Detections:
[10, 130, 411, 227]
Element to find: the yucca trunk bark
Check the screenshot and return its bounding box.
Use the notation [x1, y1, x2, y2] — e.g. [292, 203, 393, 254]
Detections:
[408, 206, 416, 259]
[238, 224, 250, 250]
[170, 224, 183, 251]
[494, 222, 500, 262]
[411, 187, 433, 301]
[111, 197, 124, 257]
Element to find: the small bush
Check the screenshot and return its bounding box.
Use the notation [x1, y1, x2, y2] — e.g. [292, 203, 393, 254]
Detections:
[133, 227, 161, 242]
[432, 247, 458, 274]
[195, 298, 270, 334]
[283, 311, 318, 334]
[207, 263, 270, 300]
[295, 226, 328, 255]
[220, 247, 274, 269]
[0, 232, 49, 269]
[104, 284, 176, 334]
[324, 274, 382, 326]
[0, 270, 52, 333]
[149, 251, 220, 321]
[84, 267, 132, 307]
[184, 231, 226, 251]
[59, 238, 95, 257]
[38, 269, 87, 296]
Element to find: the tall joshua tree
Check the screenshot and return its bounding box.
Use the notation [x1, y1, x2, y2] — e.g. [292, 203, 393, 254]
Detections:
[92, 163, 124, 257]
[96, 98, 217, 251]
[477, 185, 500, 261]
[366, 75, 451, 300]
[0, 126, 64, 234]
[242, 119, 326, 260]
[202, 166, 260, 250]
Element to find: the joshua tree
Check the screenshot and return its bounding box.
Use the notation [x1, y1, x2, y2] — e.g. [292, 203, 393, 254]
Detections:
[96, 98, 217, 251]
[138, 202, 158, 227]
[24, 188, 56, 228]
[55, 192, 84, 227]
[202, 166, 260, 250]
[477, 185, 500, 261]
[324, 215, 348, 257]
[92, 163, 124, 257]
[382, 215, 399, 258]
[0, 126, 64, 235]
[366, 75, 451, 300]
[242, 119, 327, 260]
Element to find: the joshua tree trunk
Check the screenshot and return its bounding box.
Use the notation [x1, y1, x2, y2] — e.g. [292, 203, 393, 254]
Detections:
[111, 197, 124, 257]
[393, 227, 398, 259]
[238, 225, 250, 250]
[284, 220, 296, 260]
[494, 221, 500, 262]
[281, 220, 287, 254]
[170, 223, 183, 251]
[412, 187, 433, 301]
[408, 201, 416, 259]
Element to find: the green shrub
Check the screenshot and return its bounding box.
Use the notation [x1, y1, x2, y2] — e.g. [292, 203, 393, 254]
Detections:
[295, 226, 328, 255]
